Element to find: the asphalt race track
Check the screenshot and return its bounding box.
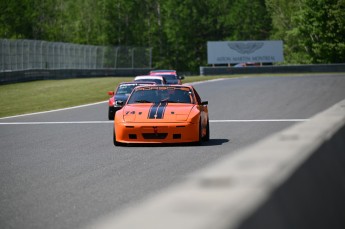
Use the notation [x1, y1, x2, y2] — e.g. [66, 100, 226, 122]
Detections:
[1, 73, 345, 229]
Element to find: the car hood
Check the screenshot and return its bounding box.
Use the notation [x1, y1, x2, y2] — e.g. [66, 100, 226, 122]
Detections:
[122, 103, 195, 122]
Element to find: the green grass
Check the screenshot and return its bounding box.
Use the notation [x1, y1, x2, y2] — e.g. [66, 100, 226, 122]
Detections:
[0, 77, 128, 118]
[1, 72, 336, 118]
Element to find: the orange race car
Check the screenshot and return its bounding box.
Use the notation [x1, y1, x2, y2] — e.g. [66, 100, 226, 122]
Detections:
[113, 85, 209, 145]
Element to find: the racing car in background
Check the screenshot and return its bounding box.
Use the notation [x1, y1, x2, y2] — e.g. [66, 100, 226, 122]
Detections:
[113, 85, 209, 145]
[107, 81, 155, 120]
[133, 75, 167, 85]
[149, 70, 184, 85]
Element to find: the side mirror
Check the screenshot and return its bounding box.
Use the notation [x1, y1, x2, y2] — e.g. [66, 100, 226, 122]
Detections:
[201, 101, 208, 105]
[179, 75, 185, 80]
[108, 91, 114, 96]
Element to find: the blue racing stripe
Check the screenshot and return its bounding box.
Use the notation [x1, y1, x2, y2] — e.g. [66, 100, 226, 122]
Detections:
[148, 102, 168, 119]
[155, 102, 167, 119]
[148, 103, 159, 119]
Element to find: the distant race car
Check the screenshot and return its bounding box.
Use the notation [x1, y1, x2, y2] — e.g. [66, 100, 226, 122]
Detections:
[134, 75, 167, 85]
[107, 82, 155, 120]
[149, 70, 184, 85]
[113, 85, 209, 145]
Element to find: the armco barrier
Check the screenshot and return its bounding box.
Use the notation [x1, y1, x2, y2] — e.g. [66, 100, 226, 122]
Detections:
[200, 63, 345, 75]
[87, 98, 345, 229]
[0, 68, 152, 84]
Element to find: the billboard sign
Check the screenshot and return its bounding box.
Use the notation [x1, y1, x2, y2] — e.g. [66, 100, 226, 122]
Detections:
[207, 40, 284, 64]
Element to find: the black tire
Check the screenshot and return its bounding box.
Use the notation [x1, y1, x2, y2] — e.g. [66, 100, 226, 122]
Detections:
[108, 107, 115, 120]
[203, 119, 210, 141]
[113, 128, 122, 146]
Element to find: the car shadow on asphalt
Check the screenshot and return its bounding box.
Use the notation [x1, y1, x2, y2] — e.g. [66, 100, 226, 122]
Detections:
[121, 138, 230, 148]
[202, 138, 230, 146]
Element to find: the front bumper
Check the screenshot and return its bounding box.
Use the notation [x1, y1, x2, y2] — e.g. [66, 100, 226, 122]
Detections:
[114, 122, 199, 143]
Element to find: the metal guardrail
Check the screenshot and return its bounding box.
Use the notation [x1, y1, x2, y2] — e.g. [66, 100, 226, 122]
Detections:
[200, 64, 345, 75]
[0, 39, 152, 71]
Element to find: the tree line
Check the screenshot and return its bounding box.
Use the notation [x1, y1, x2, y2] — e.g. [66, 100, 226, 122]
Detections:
[1, 0, 344, 72]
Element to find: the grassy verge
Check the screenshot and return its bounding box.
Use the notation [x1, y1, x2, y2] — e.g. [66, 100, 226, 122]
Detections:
[0, 77, 127, 118]
[0, 75, 234, 118]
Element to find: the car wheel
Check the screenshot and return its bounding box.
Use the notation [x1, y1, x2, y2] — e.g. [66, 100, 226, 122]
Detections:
[203, 118, 210, 141]
[108, 108, 114, 120]
[113, 128, 123, 146]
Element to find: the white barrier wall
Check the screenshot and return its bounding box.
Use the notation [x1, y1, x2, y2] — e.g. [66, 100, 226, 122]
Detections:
[87, 98, 345, 229]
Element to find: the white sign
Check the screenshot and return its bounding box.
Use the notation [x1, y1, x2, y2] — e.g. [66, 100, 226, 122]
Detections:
[207, 40, 284, 64]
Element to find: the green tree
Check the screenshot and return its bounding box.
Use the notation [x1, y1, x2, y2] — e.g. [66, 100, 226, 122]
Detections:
[265, 0, 309, 63]
[6, 0, 344, 70]
[296, 0, 345, 63]
[0, 0, 36, 39]
[161, 0, 272, 72]
[56, 0, 108, 45]
[104, 0, 155, 46]
[104, 0, 166, 69]
[226, 0, 272, 40]
[266, 0, 345, 64]
[35, 0, 65, 41]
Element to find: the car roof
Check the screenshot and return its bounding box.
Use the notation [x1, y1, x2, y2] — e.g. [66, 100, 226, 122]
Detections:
[134, 75, 165, 80]
[150, 70, 177, 75]
[133, 84, 193, 91]
[117, 81, 156, 87]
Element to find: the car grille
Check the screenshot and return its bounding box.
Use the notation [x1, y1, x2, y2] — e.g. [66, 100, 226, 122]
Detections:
[142, 133, 168, 139]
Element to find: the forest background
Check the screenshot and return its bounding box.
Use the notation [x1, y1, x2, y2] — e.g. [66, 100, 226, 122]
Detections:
[1, 0, 344, 72]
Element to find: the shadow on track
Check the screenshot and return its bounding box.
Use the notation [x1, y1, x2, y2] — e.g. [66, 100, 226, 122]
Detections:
[116, 138, 230, 148]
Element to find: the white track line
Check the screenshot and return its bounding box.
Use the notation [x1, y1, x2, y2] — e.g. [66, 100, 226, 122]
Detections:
[211, 119, 309, 122]
[0, 119, 308, 125]
[184, 78, 228, 85]
[0, 101, 107, 120]
[0, 121, 112, 125]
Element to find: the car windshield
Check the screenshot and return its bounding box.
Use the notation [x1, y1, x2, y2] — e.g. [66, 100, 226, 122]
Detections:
[161, 75, 177, 80]
[127, 87, 193, 104]
[116, 84, 137, 95]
